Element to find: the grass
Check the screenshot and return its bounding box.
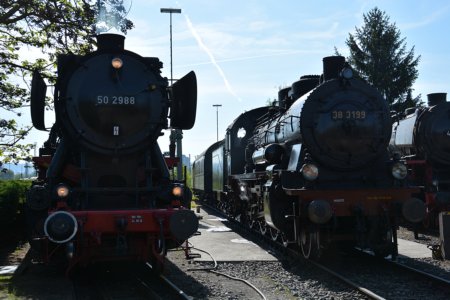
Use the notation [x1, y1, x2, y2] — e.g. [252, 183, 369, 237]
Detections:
[0, 275, 12, 282]
[0, 275, 12, 297]
[0, 275, 22, 300]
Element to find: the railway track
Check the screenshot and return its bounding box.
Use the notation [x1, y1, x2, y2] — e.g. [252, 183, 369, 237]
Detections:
[72, 261, 192, 299]
[389, 258, 450, 286]
[312, 249, 450, 299]
[145, 262, 193, 300]
[308, 260, 384, 300]
[199, 202, 450, 299]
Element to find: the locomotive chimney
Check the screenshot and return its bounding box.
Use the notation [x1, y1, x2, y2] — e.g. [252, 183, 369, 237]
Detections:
[322, 56, 345, 81]
[96, 33, 125, 51]
[427, 93, 447, 106]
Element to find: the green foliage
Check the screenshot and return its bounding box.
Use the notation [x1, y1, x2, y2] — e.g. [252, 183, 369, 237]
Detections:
[0, 275, 13, 297]
[0, 169, 14, 180]
[169, 165, 193, 188]
[185, 167, 193, 189]
[97, 0, 134, 34]
[0, 1, 133, 164]
[340, 7, 421, 112]
[0, 180, 31, 225]
[266, 97, 277, 106]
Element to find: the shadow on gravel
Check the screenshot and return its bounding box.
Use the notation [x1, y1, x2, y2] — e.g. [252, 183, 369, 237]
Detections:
[9, 252, 73, 300]
[396, 256, 450, 280]
[7, 251, 214, 300]
[164, 252, 216, 298]
[0, 217, 27, 266]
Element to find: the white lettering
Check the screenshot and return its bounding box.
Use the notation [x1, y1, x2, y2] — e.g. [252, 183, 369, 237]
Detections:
[96, 95, 136, 105]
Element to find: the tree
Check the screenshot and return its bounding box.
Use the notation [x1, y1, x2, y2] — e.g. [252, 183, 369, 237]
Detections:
[96, 0, 133, 34]
[341, 7, 421, 112]
[0, 168, 14, 180]
[0, 0, 133, 165]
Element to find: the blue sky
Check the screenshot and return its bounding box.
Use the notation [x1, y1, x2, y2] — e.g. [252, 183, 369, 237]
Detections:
[26, 0, 450, 160]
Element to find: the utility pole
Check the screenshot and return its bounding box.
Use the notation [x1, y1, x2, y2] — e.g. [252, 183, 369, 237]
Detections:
[161, 7, 183, 180]
[212, 104, 222, 141]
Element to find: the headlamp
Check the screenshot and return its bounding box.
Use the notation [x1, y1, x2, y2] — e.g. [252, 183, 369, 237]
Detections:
[111, 57, 123, 69]
[172, 186, 183, 197]
[301, 163, 319, 181]
[341, 67, 353, 80]
[56, 184, 70, 198]
[391, 162, 408, 179]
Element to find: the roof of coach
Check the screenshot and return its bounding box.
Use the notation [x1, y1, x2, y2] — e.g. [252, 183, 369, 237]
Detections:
[194, 139, 224, 163]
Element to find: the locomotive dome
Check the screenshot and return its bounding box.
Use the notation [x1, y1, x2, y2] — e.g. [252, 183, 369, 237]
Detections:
[57, 34, 168, 154]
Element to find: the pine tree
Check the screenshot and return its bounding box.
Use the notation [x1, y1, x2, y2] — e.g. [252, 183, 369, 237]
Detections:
[343, 7, 421, 112]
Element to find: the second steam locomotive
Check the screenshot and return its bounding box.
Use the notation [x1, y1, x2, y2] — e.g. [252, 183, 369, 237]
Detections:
[193, 56, 425, 259]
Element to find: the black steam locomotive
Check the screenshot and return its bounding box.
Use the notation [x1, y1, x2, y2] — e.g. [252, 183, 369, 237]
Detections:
[193, 56, 425, 259]
[27, 33, 198, 272]
[390, 93, 450, 228]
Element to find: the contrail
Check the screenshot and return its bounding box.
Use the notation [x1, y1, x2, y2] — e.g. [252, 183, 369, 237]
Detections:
[184, 15, 241, 102]
[178, 49, 311, 68]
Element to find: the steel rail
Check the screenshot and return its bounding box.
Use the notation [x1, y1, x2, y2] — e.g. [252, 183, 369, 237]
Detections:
[309, 260, 386, 300]
[390, 259, 450, 286]
[198, 202, 387, 299]
[146, 262, 192, 300]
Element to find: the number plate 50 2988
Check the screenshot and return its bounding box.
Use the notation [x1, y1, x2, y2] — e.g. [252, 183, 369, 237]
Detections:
[97, 95, 136, 105]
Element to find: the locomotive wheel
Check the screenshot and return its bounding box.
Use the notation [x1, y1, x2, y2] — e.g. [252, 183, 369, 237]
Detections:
[300, 229, 321, 259]
[373, 228, 394, 258]
[281, 234, 289, 247]
[218, 202, 224, 213]
[247, 216, 256, 229]
[258, 221, 267, 235]
[422, 209, 438, 229]
[269, 227, 279, 241]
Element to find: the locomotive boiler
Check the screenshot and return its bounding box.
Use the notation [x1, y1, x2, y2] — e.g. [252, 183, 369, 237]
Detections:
[391, 93, 450, 227]
[27, 33, 198, 272]
[194, 56, 425, 259]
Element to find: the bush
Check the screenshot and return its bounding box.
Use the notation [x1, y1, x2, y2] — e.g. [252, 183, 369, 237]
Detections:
[0, 180, 31, 226]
